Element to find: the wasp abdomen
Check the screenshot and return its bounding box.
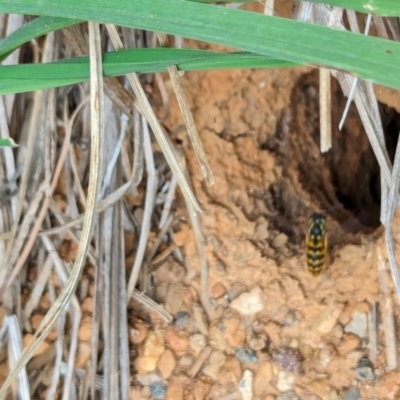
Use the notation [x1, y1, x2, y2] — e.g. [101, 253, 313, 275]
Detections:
[306, 213, 327, 276]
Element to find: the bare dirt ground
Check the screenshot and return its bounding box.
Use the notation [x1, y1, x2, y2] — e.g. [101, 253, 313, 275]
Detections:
[129, 62, 400, 399]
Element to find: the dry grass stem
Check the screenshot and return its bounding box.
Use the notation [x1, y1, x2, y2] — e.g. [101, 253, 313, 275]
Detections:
[264, 0, 275, 16]
[338, 12, 372, 130]
[127, 116, 157, 300]
[1, 95, 89, 295]
[132, 290, 173, 323]
[105, 24, 200, 213]
[158, 176, 177, 229]
[157, 32, 214, 187]
[319, 68, 331, 152]
[5, 316, 30, 400]
[0, 22, 105, 399]
[377, 246, 398, 371]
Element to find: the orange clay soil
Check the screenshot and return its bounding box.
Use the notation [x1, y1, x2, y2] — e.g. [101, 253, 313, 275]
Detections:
[131, 63, 400, 399]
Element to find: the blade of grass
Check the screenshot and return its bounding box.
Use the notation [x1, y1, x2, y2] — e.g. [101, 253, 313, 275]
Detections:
[0, 138, 17, 147]
[2, 0, 400, 89]
[0, 16, 81, 62]
[0, 49, 299, 95]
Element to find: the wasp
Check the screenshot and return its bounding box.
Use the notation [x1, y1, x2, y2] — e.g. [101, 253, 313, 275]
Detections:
[306, 213, 327, 276]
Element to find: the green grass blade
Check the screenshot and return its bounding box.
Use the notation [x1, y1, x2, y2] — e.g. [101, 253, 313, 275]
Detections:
[0, 138, 18, 147]
[2, 0, 400, 90]
[0, 16, 82, 62]
[0, 49, 299, 94]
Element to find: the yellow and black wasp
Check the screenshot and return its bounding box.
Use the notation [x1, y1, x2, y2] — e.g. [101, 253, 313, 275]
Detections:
[306, 213, 327, 276]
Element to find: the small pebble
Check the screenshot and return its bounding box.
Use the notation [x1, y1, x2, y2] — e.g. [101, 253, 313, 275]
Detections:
[356, 356, 375, 381]
[300, 392, 322, 400]
[136, 373, 163, 386]
[166, 329, 189, 353]
[150, 382, 168, 400]
[136, 331, 165, 373]
[276, 371, 295, 392]
[238, 369, 253, 400]
[253, 221, 269, 241]
[283, 310, 298, 327]
[305, 379, 331, 398]
[272, 347, 302, 373]
[189, 334, 207, 356]
[314, 304, 343, 335]
[253, 361, 274, 397]
[328, 390, 340, 400]
[165, 283, 185, 315]
[219, 311, 246, 347]
[318, 343, 336, 368]
[178, 355, 193, 367]
[227, 282, 248, 301]
[329, 324, 343, 341]
[78, 316, 92, 341]
[344, 311, 367, 338]
[338, 334, 360, 356]
[277, 391, 300, 400]
[166, 380, 184, 400]
[158, 349, 176, 379]
[203, 350, 226, 380]
[229, 286, 264, 316]
[175, 311, 190, 328]
[342, 386, 361, 400]
[130, 320, 149, 344]
[235, 347, 258, 363]
[211, 282, 227, 299]
[272, 233, 288, 248]
[76, 342, 91, 369]
[23, 334, 49, 357]
[248, 334, 268, 351]
[299, 344, 313, 360]
[81, 297, 93, 313]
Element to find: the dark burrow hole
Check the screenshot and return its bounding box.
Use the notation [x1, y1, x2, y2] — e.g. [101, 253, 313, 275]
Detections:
[260, 70, 400, 251]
